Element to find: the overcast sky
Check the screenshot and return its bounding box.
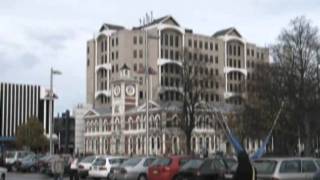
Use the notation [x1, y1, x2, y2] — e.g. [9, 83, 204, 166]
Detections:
[0, 0, 320, 115]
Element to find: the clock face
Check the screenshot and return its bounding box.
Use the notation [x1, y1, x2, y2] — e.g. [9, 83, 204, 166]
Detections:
[126, 85, 135, 96]
[113, 85, 121, 97]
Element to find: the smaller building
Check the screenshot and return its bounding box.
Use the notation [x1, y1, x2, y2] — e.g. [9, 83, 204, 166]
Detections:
[54, 110, 75, 154]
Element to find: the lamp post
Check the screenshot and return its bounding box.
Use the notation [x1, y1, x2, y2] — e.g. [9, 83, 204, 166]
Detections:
[49, 68, 62, 155]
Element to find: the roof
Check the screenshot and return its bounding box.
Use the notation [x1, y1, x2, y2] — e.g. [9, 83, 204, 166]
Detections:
[212, 27, 242, 38]
[120, 63, 130, 70]
[99, 23, 125, 32]
[132, 15, 180, 30]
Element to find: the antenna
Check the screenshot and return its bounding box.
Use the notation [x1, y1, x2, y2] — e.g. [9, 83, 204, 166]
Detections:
[151, 11, 153, 22]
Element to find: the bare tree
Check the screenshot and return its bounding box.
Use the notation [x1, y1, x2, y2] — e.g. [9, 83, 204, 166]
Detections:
[240, 16, 320, 155]
[177, 47, 219, 154]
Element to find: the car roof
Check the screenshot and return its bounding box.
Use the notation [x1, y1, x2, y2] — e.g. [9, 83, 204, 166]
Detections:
[256, 157, 318, 161]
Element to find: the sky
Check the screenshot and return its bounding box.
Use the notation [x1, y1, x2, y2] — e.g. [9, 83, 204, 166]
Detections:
[0, 0, 320, 115]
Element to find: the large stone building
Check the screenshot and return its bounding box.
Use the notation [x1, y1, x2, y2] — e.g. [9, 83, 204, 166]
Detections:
[79, 15, 269, 155]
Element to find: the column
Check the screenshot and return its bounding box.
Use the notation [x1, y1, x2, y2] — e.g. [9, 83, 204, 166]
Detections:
[162, 133, 166, 154]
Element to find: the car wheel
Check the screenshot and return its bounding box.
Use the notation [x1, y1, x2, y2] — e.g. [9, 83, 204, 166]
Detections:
[138, 174, 147, 180]
[1, 174, 5, 180]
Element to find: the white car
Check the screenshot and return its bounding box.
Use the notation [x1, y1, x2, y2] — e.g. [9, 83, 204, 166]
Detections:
[0, 167, 7, 180]
[89, 156, 127, 179]
[77, 155, 98, 178]
[5, 151, 32, 171]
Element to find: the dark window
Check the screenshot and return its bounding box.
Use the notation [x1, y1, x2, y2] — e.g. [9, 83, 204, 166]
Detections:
[238, 46, 241, 56]
[204, 42, 208, 50]
[251, 49, 254, 56]
[199, 41, 203, 49]
[215, 56, 218, 64]
[194, 40, 197, 48]
[175, 51, 179, 60]
[170, 50, 173, 59]
[188, 39, 192, 47]
[133, 50, 137, 58]
[139, 36, 143, 44]
[133, 36, 137, 44]
[247, 49, 250, 56]
[279, 160, 301, 173]
[87, 58, 90, 66]
[215, 69, 219, 75]
[216, 82, 219, 89]
[238, 60, 241, 68]
[175, 36, 179, 47]
[111, 52, 114, 60]
[133, 64, 137, 72]
[165, 34, 168, 45]
[139, 50, 143, 58]
[112, 38, 114, 47]
[210, 43, 213, 50]
[101, 41, 104, 52]
[139, 91, 143, 99]
[116, 38, 118, 46]
[170, 35, 173, 46]
[302, 160, 317, 173]
[210, 56, 213, 63]
[87, 46, 90, 54]
[116, 51, 118, 59]
[215, 43, 218, 51]
[165, 50, 168, 59]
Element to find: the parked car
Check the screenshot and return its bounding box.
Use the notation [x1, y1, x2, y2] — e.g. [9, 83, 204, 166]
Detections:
[38, 154, 58, 173]
[5, 151, 33, 171]
[111, 156, 157, 180]
[254, 157, 320, 180]
[89, 156, 127, 179]
[16, 154, 39, 172]
[148, 156, 191, 180]
[175, 157, 234, 180]
[0, 167, 7, 180]
[77, 155, 98, 178]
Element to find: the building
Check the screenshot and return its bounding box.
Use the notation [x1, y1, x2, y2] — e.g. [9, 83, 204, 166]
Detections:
[74, 104, 92, 155]
[80, 15, 269, 155]
[0, 82, 54, 145]
[54, 110, 75, 154]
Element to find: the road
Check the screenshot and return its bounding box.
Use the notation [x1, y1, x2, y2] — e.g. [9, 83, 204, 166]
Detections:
[7, 172, 69, 180]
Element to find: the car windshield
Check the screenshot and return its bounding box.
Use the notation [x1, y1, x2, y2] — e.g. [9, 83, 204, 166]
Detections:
[122, 158, 142, 167]
[22, 154, 34, 161]
[151, 158, 171, 166]
[254, 160, 277, 175]
[6, 152, 15, 158]
[81, 156, 96, 163]
[93, 158, 106, 166]
[181, 159, 204, 170]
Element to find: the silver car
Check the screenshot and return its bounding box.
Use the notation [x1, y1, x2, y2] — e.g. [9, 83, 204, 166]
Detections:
[112, 156, 156, 180]
[254, 157, 320, 180]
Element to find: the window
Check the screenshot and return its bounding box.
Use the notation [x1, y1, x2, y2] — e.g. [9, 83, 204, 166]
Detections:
[251, 49, 254, 56]
[216, 95, 220, 102]
[194, 40, 197, 48]
[210, 42, 213, 50]
[101, 41, 104, 52]
[87, 46, 90, 54]
[280, 160, 301, 173]
[215, 43, 218, 51]
[133, 64, 137, 72]
[205, 42, 208, 50]
[116, 64, 118, 72]
[139, 50, 143, 58]
[193, 53, 197, 60]
[238, 46, 241, 56]
[116, 51, 118, 59]
[170, 50, 174, 59]
[133, 36, 137, 44]
[210, 56, 213, 63]
[111, 52, 114, 60]
[175, 51, 179, 60]
[199, 41, 203, 49]
[215, 56, 218, 64]
[170, 35, 173, 46]
[101, 55, 104, 64]
[261, 53, 264, 59]
[116, 38, 118, 46]
[133, 50, 137, 58]
[238, 60, 241, 68]
[302, 160, 317, 173]
[139, 91, 143, 99]
[188, 39, 192, 47]
[112, 38, 114, 47]
[215, 69, 219, 75]
[229, 45, 232, 55]
[200, 54, 203, 61]
[139, 36, 143, 44]
[87, 58, 90, 66]
[216, 82, 219, 89]
[165, 34, 168, 45]
[175, 36, 179, 47]
[247, 49, 250, 56]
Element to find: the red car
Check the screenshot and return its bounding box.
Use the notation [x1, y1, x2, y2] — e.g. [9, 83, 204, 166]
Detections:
[148, 156, 191, 180]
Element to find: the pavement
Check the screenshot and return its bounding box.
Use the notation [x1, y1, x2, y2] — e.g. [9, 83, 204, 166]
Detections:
[7, 172, 69, 180]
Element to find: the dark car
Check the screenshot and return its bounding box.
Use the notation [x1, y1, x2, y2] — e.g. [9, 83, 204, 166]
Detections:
[175, 157, 233, 180]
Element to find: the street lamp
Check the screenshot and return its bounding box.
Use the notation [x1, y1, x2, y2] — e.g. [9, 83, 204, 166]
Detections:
[49, 68, 62, 155]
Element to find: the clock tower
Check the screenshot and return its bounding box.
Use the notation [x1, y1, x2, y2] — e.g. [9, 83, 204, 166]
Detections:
[111, 64, 138, 115]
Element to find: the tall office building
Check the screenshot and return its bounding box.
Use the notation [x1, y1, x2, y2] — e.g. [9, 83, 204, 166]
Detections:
[80, 15, 269, 155]
[0, 82, 54, 140]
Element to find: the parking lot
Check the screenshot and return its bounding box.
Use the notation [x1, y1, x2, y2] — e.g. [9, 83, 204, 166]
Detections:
[7, 172, 69, 180]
